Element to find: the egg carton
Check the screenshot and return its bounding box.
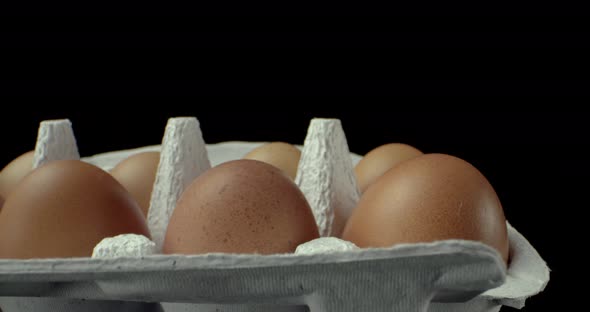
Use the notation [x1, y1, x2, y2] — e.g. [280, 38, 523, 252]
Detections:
[0, 117, 549, 312]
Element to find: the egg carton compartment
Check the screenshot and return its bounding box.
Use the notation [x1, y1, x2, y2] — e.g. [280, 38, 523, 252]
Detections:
[0, 117, 549, 312]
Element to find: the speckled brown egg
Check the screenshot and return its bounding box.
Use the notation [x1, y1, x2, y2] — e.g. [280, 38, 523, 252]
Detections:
[0, 150, 34, 199]
[163, 159, 319, 255]
[343, 153, 509, 264]
[243, 142, 301, 180]
[355, 143, 423, 194]
[0, 194, 4, 212]
[110, 151, 160, 217]
[0, 160, 150, 259]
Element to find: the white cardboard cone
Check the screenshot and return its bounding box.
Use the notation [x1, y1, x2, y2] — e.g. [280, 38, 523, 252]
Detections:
[32, 119, 80, 169]
[92, 234, 156, 259]
[295, 118, 361, 237]
[295, 237, 359, 255]
[147, 117, 211, 252]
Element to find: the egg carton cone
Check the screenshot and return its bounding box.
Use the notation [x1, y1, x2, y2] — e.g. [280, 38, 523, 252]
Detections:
[32, 119, 80, 169]
[0, 117, 549, 312]
[295, 118, 361, 237]
[146, 117, 212, 252]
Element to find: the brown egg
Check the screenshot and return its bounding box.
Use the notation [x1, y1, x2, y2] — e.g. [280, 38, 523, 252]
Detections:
[243, 142, 301, 180]
[355, 143, 423, 193]
[0, 194, 3, 211]
[110, 151, 160, 217]
[164, 159, 319, 255]
[343, 153, 509, 264]
[0, 160, 150, 259]
[0, 150, 34, 199]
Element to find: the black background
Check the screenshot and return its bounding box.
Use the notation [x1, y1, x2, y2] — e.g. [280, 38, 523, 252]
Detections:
[1, 2, 588, 310]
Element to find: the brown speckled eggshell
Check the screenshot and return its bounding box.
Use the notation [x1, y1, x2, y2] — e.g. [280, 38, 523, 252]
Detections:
[164, 159, 319, 255]
[343, 153, 509, 264]
[0, 160, 150, 259]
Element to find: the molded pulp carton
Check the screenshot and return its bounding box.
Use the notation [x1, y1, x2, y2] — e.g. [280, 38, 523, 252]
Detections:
[0, 118, 549, 312]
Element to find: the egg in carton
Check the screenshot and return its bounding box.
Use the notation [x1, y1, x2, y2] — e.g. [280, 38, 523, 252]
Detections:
[0, 117, 549, 312]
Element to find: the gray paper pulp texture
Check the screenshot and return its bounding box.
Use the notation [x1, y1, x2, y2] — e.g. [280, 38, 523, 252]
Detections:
[0, 142, 550, 312]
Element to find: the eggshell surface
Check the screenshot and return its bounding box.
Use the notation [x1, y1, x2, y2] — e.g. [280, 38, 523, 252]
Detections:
[0, 150, 34, 199]
[110, 151, 160, 217]
[243, 142, 301, 180]
[0, 160, 150, 259]
[164, 159, 319, 255]
[354, 143, 423, 193]
[343, 153, 509, 264]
